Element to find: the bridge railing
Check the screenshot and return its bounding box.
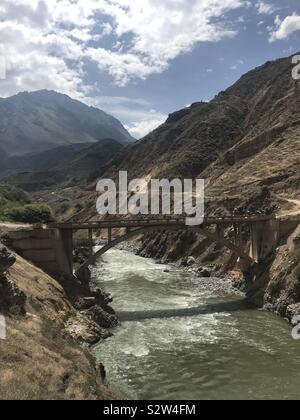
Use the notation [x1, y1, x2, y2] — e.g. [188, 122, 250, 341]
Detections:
[49, 214, 278, 230]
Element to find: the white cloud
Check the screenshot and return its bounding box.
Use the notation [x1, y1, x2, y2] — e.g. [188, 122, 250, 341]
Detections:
[0, 0, 248, 95]
[0, 0, 249, 136]
[90, 96, 166, 139]
[255, 1, 276, 15]
[229, 58, 244, 71]
[94, 96, 151, 107]
[88, 0, 247, 85]
[0, 1, 89, 99]
[270, 14, 300, 42]
[86, 47, 164, 87]
[126, 115, 167, 139]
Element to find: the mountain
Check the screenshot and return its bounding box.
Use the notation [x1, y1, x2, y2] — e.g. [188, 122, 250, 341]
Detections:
[0, 143, 92, 176]
[87, 53, 300, 320]
[4, 138, 124, 193]
[104, 54, 300, 205]
[0, 90, 134, 157]
[5, 54, 300, 221]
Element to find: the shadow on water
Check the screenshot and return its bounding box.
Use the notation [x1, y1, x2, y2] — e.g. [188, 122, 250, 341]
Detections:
[117, 298, 254, 322]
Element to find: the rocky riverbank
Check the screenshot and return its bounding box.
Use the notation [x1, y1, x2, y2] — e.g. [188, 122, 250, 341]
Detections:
[111, 221, 300, 324]
[108, 238, 246, 299]
[246, 224, 300, 322]
[0, 244, 116, 400]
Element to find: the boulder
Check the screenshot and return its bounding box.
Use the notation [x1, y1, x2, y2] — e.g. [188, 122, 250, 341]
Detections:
[74, 297, 97, 311]
[86, 305, 119, 329]
[0, 246, 16, 275]
[0, 246, 25, 314]
[198, 267, 211, 278]
[186, 256, 196, 267]
[66, 314, 112, 345]
[93, 288, 114, 306]
[0, 277, 26, 314]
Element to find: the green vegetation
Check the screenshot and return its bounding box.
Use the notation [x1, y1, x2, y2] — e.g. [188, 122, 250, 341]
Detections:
[0, 184, 54, 224]
[7, 204, 54, 224]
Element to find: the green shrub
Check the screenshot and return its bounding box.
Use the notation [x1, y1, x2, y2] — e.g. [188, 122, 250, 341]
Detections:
[0, 185, 30, 204]
[6, 204, 55, 224]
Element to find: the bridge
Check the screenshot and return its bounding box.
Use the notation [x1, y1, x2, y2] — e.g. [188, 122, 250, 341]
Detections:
[6, 214, 300, 279]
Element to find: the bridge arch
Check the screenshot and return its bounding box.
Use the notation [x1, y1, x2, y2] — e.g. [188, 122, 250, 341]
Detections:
[75, 225, 255, 277]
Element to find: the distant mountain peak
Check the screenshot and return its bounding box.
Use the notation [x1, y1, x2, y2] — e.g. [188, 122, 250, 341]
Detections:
[0, 90, 135, 157]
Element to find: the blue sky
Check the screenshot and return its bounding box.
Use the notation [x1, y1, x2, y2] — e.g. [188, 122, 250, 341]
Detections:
[1, 0, 300, 138]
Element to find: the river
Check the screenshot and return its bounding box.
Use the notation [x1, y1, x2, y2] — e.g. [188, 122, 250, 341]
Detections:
[92, 249, 300, 400]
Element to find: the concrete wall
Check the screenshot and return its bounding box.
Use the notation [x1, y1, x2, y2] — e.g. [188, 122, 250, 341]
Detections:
[7, 228, 73, 277]
[249, 219, 280, 262]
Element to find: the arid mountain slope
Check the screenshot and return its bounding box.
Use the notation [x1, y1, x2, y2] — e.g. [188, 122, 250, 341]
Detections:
[105, 54, 300, 205]
[4, 138, 124, 194]
[5, 54, 299, 222]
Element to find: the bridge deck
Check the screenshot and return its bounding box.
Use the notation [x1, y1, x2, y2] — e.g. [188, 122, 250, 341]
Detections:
[48, 215, 291, 230]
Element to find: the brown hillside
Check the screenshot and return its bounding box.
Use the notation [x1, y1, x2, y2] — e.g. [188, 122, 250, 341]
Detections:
[103, 54, 300, 206]
[0, 251, 112, 400]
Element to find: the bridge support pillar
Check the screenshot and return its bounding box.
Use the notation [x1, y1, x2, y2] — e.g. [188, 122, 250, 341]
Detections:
[108, 227, 112, 244]
[54, 228, 73, 276]
[88, 229, 93, 257]
[216, 225, 225, 242]
[249, 219, 279, 263]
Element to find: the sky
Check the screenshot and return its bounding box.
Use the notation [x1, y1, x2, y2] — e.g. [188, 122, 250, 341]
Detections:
[1, 1, 300, 139]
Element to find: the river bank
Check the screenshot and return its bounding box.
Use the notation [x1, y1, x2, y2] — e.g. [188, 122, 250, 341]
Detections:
[115, 239, 246, 298]
[117, 221, 300, 324]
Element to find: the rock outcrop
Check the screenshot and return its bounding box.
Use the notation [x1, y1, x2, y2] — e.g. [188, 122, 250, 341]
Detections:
[66, 313, 113, 345]
[0, 250, 114, 400]
[0, 246, 16, 274]
[0, 246, 26, 314]
[246, 224, 300, 318]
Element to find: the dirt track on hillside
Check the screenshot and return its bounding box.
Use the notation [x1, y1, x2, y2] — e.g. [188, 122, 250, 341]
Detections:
[278, 198, 300, 217]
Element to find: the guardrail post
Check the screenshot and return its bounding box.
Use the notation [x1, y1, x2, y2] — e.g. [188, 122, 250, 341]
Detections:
[88, 229, 93, 257]
[108, 227, 112, 244]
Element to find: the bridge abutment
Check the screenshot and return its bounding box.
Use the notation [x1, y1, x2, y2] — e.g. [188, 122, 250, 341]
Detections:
[249, 219, 279, 262]
[54, 228, 73, 276]
[5, 227, 74, 277]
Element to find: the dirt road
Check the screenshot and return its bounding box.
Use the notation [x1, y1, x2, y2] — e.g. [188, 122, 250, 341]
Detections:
[279, 198, 300, 217]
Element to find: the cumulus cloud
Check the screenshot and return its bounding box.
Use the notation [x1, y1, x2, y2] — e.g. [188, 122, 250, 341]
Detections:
[126, 116, 167, 139]
[270, 14, 300, 41]
[92, 100, 167, 139]
[88, 0, 247, 86]
[0, 0, 248, 94]
[255, 1, 276, 15]
[0, 0, 90, 99]
[0, 0, 248, 136]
